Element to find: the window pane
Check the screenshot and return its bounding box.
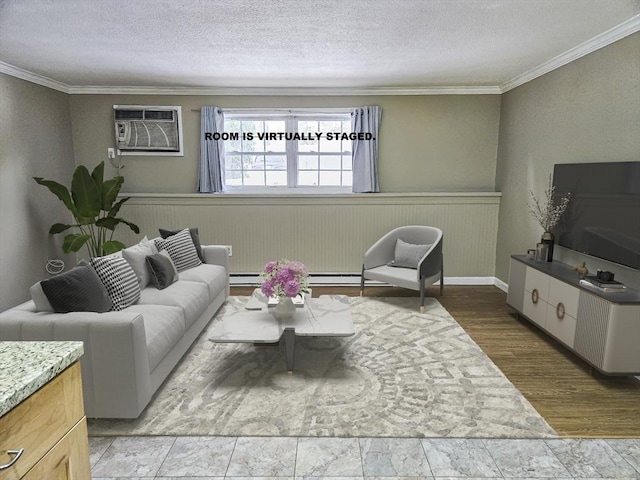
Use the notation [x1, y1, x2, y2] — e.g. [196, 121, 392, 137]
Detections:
[241, 121, 264, 152]
[319, 171, 341, 186]
[342, 171, 353, 186]
[246, 155, 265, 170]
[298, 170, 319, 186]
[225, 154, 241, 170]
[319, 135, 342, 153]
[224, 120, 241, 152]
[319, 155, 341, 170]
[298, 155, 318, 170]
[342, 155, 352, 170]
[342, 120, 352, 152]
[265, 121, 286, 152]
[265, 155, 286, 170]
[298, 120, 318, 152]
[265, 171, 287, 186]
[243, 170, 265, 186]
[225, 172, 243, 186]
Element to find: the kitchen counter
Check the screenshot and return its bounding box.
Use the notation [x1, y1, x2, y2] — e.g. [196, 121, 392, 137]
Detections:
[0, 341, 84, 417]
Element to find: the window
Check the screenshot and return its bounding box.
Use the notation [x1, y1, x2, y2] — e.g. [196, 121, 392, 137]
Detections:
[223, 111, 352, 190]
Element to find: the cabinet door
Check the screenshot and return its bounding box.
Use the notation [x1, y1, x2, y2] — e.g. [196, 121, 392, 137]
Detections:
[545, 278, 579, 347]
[523, 267, 550, 328]
[22, 419, 91, 480]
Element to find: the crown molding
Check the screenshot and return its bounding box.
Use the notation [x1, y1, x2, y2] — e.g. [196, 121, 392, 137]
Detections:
[65, 85, 501, 95]
[0, 61, 70, 93]
[500, 14, 640, 93]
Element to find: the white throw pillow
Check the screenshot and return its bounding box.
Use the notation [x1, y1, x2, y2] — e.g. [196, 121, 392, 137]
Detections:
[122, 236, 159, 289]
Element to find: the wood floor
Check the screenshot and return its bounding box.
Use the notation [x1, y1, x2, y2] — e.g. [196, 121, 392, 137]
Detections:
[231, 284, 640, 437]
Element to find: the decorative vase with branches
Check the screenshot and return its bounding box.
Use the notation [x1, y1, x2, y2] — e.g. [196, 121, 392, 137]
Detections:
[34, 161, 139, 257]
[528, 174, 570, 261]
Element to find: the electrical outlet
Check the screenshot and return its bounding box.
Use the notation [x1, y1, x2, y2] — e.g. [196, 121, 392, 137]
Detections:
[225, 245, 232, 256]
[107, 148, 116, 159]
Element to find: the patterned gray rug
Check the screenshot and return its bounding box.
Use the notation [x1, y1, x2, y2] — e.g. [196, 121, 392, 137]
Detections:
[88, 296, 557, 438]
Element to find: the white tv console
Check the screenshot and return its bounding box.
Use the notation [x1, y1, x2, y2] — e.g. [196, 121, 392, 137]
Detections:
[507, 255, 640, 375]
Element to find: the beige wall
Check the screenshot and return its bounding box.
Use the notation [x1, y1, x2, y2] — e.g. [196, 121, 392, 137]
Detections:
[69, 94, 501, 193]
[495, 33, 640, 289]
[0, 73, 76, 310]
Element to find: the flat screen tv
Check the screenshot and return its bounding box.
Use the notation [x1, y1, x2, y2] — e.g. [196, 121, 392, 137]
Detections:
[551, 162, 640, 270]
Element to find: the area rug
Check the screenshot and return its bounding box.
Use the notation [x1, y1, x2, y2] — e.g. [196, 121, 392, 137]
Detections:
[88, 296, 557, 438]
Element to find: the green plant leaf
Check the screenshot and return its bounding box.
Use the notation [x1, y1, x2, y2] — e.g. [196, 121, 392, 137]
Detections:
[33, 177, 76, 214]
[108, 197, 129, 218]
[101, 177, 124, 211]
[119, 219, 140, 234]
[49, 223, 73, 234]
[95, 217, 120, 230]
[102, 240, 126, 255]
[91, 161, 104, 202]
[62, 233, 91, 253]
[71, 166, 101, 219]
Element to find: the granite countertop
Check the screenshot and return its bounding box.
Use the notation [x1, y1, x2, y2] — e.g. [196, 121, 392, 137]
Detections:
[0, 341, 84, 417]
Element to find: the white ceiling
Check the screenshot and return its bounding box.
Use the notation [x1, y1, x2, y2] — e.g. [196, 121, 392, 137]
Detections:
[0, 0, 639, 93]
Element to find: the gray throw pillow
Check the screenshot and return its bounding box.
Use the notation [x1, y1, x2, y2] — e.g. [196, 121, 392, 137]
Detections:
[389, 239, 432, 269]
[40, 264, 112, 313]
[146, 250, 179, 289]
[159, 227, 204, 262]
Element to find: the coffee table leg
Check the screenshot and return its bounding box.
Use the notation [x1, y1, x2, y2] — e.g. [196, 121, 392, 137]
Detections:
[284, 328, 295, 372]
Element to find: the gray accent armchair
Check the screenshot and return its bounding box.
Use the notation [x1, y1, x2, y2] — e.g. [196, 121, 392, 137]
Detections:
[360, 226, 443, 312]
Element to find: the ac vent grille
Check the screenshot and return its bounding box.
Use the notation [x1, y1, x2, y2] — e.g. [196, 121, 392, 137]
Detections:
[113, 106, 182, 154]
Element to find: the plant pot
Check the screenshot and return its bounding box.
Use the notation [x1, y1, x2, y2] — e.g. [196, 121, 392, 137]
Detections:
[272, 297, 296, 320]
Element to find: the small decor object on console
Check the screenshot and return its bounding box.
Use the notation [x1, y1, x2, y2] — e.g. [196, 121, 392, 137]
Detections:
[528, 174, 571, 262]
[260, 259, 310, 320]
[573, 261, 589, 278]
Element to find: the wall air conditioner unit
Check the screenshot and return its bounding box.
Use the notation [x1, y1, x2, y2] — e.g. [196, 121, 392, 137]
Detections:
[114, 105, 183, 156]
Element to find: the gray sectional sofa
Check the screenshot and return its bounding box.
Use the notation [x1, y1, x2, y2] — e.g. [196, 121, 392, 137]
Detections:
[0, 245, 229, 418]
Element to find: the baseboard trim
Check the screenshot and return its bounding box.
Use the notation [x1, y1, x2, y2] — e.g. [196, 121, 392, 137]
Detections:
[494, 277, 509, 293]
[230, 273, 502, 287]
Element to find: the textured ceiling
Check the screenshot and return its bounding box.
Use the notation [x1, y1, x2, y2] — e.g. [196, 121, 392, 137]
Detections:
[0, 0, 639, 89]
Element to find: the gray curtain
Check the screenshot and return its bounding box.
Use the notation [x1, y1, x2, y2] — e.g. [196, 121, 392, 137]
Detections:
[198, 106, 225, 193]
[351, 106, 381, 193]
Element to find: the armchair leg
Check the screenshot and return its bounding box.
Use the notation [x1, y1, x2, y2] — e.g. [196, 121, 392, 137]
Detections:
[360, 265, 365, 297]
[419, 277, 425, 313]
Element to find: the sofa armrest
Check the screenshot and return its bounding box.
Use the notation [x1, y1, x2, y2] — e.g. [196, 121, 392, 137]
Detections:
[202, 245, 229, 273]
[0, 301, 151, 418]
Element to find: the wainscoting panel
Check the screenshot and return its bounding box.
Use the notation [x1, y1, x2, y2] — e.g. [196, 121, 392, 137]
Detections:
[118, 193, 501, 276]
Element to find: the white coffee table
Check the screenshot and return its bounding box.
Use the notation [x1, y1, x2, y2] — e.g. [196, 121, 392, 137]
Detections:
[209, 290, 355, 372]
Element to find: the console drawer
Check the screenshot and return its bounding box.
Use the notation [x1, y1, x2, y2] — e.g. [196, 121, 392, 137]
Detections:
[524, 266, 550, 302]
[546, 302, 577, 348]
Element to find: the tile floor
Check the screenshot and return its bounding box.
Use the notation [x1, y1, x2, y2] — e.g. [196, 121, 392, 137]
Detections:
[89, 436, 640, 479]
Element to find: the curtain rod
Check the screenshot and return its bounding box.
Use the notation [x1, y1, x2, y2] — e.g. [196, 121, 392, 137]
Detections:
[191, 107, 353, 113]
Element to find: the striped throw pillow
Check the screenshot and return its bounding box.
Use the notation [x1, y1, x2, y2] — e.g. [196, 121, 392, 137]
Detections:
[90, 255, 141, 311]
[154, 228, 202, 272]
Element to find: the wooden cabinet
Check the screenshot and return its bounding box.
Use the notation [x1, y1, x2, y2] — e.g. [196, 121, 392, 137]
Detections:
[0, 362, 91, 480]
[508, 255, 640, 375]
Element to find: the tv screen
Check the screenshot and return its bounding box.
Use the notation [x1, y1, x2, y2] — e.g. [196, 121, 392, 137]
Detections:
[552, 161, 640, 270]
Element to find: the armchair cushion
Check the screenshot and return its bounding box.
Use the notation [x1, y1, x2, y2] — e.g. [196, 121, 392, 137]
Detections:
[389, 239, 432, 269]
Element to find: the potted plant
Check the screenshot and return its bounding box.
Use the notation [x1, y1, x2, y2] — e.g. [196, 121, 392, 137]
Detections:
[528, 174, 570, 261]
[34, 161, 139, 257]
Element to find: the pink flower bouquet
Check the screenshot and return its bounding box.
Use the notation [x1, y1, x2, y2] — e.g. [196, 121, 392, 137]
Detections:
[260, 259, 309, 299]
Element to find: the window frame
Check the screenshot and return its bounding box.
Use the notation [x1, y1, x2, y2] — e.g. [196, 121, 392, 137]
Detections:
[223, 109, 353, 193]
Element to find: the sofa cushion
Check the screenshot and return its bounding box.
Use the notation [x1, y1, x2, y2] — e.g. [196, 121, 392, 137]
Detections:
[39, 264, 112, 313]
[146, 250, 179, 289]
[154, 228, 202, 272]
[388, 239, 432, 269]
[137, 280, 209, 329]
[90, 255, 141, 311]
[159, 227, 205, 262]
[121, 236, 158, 289]
[178, 264, 227, 301]
[125, 304, 185, 371]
